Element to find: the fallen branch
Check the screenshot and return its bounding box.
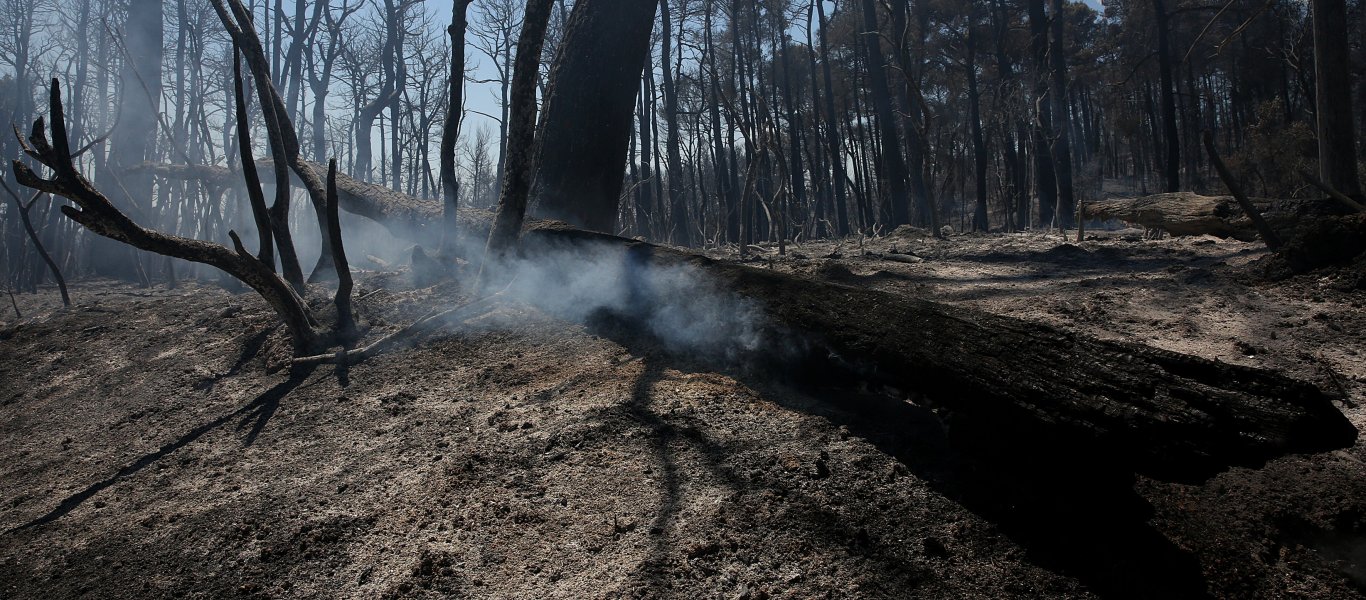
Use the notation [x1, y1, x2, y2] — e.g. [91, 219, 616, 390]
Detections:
[1301, 169, 1366, 214]
[290, 289, 506, 367]
[1204, 130, 1282, 249]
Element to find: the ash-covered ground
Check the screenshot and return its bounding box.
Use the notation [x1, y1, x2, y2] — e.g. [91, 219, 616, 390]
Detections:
[1, 229, 1363, 599]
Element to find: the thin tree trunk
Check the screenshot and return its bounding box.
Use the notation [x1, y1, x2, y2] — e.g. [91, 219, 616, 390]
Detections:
[1049, 0, 1076, 228]
[441, 0, 474, 256]
[483, 0, 556, 257]
[858, 0, 911, 227]
[1153, 0, 1181, 192]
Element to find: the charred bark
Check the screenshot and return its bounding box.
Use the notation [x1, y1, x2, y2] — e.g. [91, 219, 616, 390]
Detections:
[325, 160, 355, 336]
[484, 0, 555, 256]
[530, 0, 656, 234]
[499, 221, 1357, 483]
[440, 0, 474, 256]
[16, 81, 322, 355]
[1310, 0, 1364, 201]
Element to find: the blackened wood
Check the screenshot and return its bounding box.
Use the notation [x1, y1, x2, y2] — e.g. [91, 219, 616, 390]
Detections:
[515, 222, 1356, 483]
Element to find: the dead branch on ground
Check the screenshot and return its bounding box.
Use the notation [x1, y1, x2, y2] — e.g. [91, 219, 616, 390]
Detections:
[1203, 130, 1283, 250]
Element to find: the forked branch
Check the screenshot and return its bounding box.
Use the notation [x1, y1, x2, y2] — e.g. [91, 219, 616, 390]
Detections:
[13, 79, 322, 354]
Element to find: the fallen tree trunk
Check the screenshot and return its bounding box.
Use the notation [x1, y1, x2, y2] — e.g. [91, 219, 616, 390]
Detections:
[135, 164, 1357, 481]
[1083, 192, 1342, 241]
[510, 222, 1356, 483]
[132, 161, 441, 241]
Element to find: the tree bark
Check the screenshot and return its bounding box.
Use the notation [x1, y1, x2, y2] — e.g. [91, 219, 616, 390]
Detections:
[325, 160, 355, 335]
[1310, 0, 1364, 201]
[966, 12, 989, 232]
[484, 0, 556, 256]
[1153, 0, 1181, 193]
[659, 0, 691, 246]
[1049, 0, 1076, 228]
[1027, 0, 1057, 228]
[859, 0, 912, 227]
[441, 0, 474, 255]
[816, 0, 850, 237]
[492, 220, 1356, 484]
[95, 0, 162, 278]
[530, 0, 657, 234]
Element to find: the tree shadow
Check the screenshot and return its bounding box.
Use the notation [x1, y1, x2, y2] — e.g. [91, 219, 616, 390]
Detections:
[802, 384, 1211, 599]
[586, 307, 1210, 599]
[6, 366, 317, 533]
[606, 346, 752, 591]
[192, 326, 275, 392]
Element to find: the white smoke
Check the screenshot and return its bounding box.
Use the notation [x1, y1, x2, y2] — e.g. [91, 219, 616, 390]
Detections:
[462, 232, 773, 362]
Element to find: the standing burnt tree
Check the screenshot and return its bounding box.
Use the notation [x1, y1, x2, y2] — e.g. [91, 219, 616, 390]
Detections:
[15, 81, 352, 355]
[483, 0, 556, 255]
[531, 0, 658, 235]
[1310, 0, 1364, 202]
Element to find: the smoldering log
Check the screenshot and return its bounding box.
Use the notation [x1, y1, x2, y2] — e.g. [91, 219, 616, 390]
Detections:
[511, 222, 1355, 484]
[137, 162, 1356, 481]
[1083, 192, 1343, 241]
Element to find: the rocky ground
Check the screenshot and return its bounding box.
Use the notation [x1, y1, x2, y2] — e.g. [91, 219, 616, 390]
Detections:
[1, 228, 1363, 599]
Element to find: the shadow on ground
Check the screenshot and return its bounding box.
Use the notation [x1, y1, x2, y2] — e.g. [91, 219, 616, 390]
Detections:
[586, 309, 1210, 599]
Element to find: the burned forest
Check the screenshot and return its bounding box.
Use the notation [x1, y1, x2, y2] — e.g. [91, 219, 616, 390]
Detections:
[2, 0, 1366, 597]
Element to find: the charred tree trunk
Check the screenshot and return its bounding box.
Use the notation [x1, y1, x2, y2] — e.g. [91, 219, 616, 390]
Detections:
[441, 0, 474, 255]
[96, 0, 162, 279]
[706, 0, 737, 245]
[859, 0, 912, 227]
[816, 0, 851, 237]
[966, 13, 989, 232]
[1310, 0, 1364, 201]
[1027, 0, 1057, 228]
[484, 0, 556, 257]
[1049, 0, 1075, 229]
[325, 160, 355, 335]
[487, 220, 1356, 484]
[532, 0, 658, 234]
[1153, 0, 1181, 193]
[659, 0, 691, 247]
